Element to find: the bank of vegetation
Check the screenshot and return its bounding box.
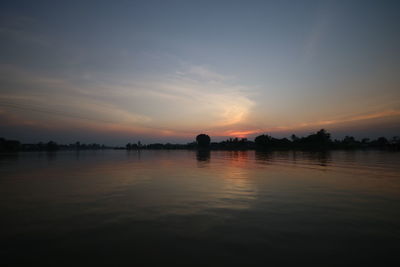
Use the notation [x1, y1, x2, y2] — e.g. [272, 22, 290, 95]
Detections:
[2, 129, 399, 152]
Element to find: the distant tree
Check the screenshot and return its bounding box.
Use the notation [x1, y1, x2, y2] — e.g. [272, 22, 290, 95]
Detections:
[316, 129, 331, 144]
[0, 138, 5, 151]
[391, 136, 400, 144]
[1, 139, 21, 151]
[389, 136, 400, 150]
[126, 143, 132, 150]
[376, 137, 388, 148]
[341, 136, 359, 149]
[254, 134, 273, 148]
[361, 138, 370, 144]
[46, 141, 59, 151]
[301, 129, 332, 149]
[196, 134, 211, 148]
[343, 136, 356, 143]
[255, 134, 292, 150]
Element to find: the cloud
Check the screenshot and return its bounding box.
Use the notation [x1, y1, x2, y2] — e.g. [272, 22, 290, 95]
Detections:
[141, 66, 255, 129]
[2, 62, 400, 141]
[220, 109, 400, 138]
[1, 62, 399, 142]
[186, 65, 228, 81]
[0, 64, 255, 138]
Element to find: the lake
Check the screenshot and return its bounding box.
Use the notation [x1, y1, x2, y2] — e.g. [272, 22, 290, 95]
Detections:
[0, 150, 399, 266]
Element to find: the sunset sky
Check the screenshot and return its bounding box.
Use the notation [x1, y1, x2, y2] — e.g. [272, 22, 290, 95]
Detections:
[1, 0, 399, 145]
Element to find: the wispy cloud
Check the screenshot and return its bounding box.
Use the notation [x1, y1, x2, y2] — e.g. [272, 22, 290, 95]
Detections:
[0, 64, 255, 138]
[220, 109, 400, 138]
[296, 110, 400, 128]
[2, 62, 397, 141]
[186, 65, 229, 81]
[144, 65, 255, 129]
[303, 2, 333, 62]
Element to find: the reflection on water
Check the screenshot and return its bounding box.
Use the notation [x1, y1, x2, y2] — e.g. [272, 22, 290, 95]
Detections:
[255, 150, 332, 167]
[0, 150, 399, 266]
[196, 149, 210, 166]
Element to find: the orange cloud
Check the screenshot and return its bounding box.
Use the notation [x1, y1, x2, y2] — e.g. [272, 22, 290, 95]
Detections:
[295, 110, 400, 129]
[224, 130, 261, 138]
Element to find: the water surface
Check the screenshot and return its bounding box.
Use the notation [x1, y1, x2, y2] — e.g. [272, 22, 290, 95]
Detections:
[1, 150, 399, 265]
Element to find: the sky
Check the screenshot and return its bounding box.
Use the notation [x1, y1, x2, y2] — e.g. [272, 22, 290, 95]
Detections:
[0, 0, 399, 145]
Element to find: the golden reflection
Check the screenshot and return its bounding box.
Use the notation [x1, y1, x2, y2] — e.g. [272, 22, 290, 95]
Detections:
[208, 150, 257, 210]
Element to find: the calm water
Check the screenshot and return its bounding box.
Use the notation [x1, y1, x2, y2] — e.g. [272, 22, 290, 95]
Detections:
[1, 150, 399, 266]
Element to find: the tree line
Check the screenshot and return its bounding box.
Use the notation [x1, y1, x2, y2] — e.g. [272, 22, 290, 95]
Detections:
[1, 129, 399, 152]
[125, 129, 399, 151]
[0, 139, 107, 152]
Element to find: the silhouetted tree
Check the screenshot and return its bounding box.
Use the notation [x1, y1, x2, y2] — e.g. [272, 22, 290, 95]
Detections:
[341, 136, 360, 149]
[299, 129, 332, 149]
[0, 138, 5, 151]
[5, 140, 21, 151]
[0, 138, 21, 151]
[255, 134, 273, 148]
[375, 137, 389, 148]
[196, 134, 211, 148]
[389, 136, 400, 150]
[361, 138, 370, 145]
[46, 141, 59, 151]
[254, 134, 291, 149]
